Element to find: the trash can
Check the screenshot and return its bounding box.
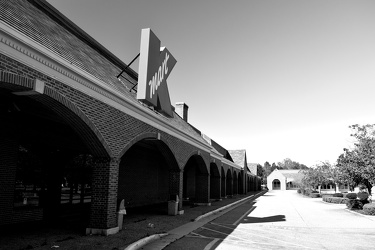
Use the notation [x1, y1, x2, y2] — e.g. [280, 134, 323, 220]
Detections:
[168, 195, 179, 216]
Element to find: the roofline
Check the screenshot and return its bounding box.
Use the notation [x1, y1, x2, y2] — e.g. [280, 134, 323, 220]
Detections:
[30, 0, 138, 81]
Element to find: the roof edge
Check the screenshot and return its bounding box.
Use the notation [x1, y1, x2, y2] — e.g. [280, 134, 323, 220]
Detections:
[29, 0, 138, 81]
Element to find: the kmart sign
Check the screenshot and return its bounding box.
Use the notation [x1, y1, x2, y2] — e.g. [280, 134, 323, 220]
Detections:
[137, 28, 176, 117]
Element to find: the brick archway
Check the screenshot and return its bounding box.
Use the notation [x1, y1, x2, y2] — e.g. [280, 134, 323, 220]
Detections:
[0, 72, 111, 228]
[0, 72, 110, 157]
[210, 162, 221, 200]
[183, 153, 210, 204]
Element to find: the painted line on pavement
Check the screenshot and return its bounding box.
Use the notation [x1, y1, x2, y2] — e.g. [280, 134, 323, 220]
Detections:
[203, 238, 220, 250]
[233, 206, 256, 225]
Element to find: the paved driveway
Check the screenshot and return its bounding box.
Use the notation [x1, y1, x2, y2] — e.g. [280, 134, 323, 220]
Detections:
[164, 190, 375, 250]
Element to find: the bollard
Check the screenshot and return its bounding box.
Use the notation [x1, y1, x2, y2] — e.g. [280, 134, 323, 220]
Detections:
[118, 199, 126, 230]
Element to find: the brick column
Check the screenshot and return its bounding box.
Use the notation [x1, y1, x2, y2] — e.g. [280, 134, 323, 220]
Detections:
[194, 173, 210, 205]
[169, 169, 183, 211]
[87, 157, 120, 235]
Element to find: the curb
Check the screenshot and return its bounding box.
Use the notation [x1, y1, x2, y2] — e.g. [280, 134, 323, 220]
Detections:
[344, 207, 375, 221]
[124, 233, 168, 250]
[321, 200, 375, 221]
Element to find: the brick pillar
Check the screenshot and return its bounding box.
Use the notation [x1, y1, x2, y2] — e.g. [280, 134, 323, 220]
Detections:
[195, 173, 210, 205]
[241, 170, 246, 194]
[87, 157, 120, 236]
[169, 169, 183, 211]
[0, 121, 17, 226]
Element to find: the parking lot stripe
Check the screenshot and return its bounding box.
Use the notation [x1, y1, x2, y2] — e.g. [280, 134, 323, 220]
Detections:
[233, 206, 256, 225]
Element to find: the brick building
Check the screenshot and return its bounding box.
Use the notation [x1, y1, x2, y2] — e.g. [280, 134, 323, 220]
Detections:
[0, 0, 261, 235]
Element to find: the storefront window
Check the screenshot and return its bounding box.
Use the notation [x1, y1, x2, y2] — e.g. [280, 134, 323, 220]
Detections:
[14, 145, 44, 207]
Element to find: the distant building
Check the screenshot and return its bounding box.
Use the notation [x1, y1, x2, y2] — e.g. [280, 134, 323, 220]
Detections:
[267, 169, 302, 191]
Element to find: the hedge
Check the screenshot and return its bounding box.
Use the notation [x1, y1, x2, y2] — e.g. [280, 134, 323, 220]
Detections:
[332, 193, 343, 197]
[323, 197, 348, 204]
[310, 193, 320, 198]
[363, 203, 375, 215]
[346, 193, 357, 199]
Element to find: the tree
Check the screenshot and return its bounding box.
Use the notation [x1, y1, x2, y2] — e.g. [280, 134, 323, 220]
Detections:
[271, 162, 278, 172]
[256, 164, 263, 178]
[278, 158, 309, 170]
[262, 162, 272, 185]
[336, 124, 375, 194]
[300, 162, 334, 192]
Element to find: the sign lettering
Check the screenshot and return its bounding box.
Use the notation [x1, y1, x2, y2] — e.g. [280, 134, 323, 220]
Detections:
[137, 28, 176, 117]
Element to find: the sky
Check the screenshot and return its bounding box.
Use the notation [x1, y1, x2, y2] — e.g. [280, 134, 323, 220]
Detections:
[47, 0, 375, 167]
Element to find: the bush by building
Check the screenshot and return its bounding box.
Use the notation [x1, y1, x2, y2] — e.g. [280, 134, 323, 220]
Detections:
[363, 203, 375, 215]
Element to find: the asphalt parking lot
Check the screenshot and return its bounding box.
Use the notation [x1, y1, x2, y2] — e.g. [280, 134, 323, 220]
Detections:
[162, 190, 375, 250]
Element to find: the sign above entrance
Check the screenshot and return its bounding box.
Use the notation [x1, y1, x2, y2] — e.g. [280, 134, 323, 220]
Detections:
[137, 28, 177, 117]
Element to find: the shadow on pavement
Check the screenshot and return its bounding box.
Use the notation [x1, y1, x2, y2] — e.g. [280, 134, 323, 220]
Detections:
[243, 214, 286, 223]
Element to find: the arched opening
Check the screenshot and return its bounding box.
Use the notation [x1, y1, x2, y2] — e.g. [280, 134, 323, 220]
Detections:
[272, 179, 281, 190]
[118, 138, 179, 214]
[221, 167, 226, 198]
[183, 154, 209, 204]
[226, 169, 232, 196]
[0, 86, 106, 226]
[210, 163, 220, 200]
[238, 172, 243, 194]
[233, 171, 238, 195]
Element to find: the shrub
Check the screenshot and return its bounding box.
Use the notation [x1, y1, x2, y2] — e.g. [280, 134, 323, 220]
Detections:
[346, 199, 360, 209]
[363, 203, 375, 215]
[323, 197, 348, 204]
[357, 192, 369, 201]
[297, 189, 301, 194]
[346, 193, 357, 200]
[333, 193, 343, 197]
[310, 193, 320, 198]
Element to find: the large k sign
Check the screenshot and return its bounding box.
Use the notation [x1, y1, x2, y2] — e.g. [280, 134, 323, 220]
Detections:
[137, 28, 177, 117]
